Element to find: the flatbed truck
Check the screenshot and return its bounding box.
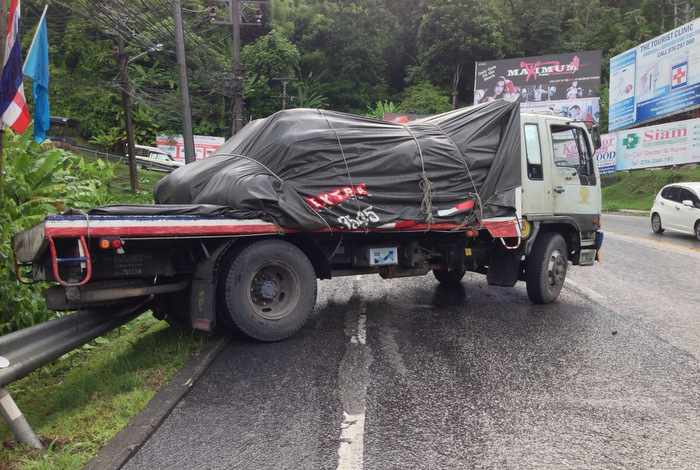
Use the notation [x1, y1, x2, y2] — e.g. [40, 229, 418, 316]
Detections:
[13, 113, 603, 341]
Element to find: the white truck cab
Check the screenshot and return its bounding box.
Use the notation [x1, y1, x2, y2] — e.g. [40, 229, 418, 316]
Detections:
[518, 114, 602, 266]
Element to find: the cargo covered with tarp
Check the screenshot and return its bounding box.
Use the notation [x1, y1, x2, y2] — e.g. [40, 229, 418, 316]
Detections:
[152, 100, 521, 230]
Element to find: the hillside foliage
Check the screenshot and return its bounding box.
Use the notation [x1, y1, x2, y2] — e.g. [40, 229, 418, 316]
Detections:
[22, 0, 699, 147]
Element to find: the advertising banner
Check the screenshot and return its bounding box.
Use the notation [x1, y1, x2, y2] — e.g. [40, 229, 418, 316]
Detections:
[474, 50, 602, 122]
[609, 18, 700, 130]
[156, 135, 225, 162]
[615, 117, 700, 170]
[594, 133, 617, 175]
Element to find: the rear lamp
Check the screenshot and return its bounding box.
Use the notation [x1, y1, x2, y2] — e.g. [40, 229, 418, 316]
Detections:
[98, 239, 110, 250]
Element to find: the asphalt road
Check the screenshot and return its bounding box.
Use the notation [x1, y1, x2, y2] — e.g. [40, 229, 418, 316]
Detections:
[125, 214, 700, 470]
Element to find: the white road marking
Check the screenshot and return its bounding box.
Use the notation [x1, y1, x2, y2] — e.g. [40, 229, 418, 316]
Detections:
[336, 303, 369, 470]
[565, 278, 606, 303]
[337, 412, 366, 470]
[351, 313, 367, 345]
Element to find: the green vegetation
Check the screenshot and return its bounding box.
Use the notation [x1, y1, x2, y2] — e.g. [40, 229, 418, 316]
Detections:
[0, 315, 207, 470]
[602, 166, 700, 212]
[30, 0, 691, 144]
[0, 132, 161, 334]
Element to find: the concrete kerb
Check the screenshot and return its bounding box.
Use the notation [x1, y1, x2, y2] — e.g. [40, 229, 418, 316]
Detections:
[84, 334, 230, 470]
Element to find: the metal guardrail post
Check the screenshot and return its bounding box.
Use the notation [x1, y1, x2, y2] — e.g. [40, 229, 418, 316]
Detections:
[0, 382, 43, 449]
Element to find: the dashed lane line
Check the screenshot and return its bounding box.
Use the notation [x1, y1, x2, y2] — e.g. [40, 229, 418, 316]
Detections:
[336, 302, 370, 470]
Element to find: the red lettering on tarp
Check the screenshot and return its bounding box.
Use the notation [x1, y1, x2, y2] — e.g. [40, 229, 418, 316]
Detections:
[305, 184, 368, 209]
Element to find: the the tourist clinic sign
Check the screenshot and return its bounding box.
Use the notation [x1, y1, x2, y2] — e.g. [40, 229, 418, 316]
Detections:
[609, 18, 700, 131]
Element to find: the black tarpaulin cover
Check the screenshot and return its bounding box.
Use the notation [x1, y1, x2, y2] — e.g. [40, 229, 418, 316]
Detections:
[153, 100, 521, 230]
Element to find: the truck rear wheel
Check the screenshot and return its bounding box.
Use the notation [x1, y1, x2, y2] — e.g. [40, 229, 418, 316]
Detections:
[220, 239, 317, 342]
[433, 266, 466, 286]
[526, 232, 568, 304]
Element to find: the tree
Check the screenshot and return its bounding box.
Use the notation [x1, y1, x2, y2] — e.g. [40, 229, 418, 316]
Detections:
[399, 81, 451, 114]
[241, 30, 301, 117]
[414, 0, 507, 104]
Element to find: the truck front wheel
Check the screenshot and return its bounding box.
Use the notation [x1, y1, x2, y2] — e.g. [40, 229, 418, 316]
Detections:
[526, 232, 568, 304]
[220, 240, 317, 342]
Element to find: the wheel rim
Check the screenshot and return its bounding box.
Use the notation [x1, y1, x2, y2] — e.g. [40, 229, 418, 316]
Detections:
[247, 262, 300, 321]
[696, 224, 700, 240]
[547, 249, 566, 288]
[652, 214, 661, 232]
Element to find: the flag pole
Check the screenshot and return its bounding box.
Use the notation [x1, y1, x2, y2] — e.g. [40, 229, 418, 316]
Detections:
[0, 0, 8, 199]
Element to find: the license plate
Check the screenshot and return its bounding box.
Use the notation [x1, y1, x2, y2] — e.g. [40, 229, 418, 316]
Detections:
[369, 247, 398, 266]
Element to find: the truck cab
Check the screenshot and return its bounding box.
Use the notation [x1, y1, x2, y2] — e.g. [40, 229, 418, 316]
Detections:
[519, 114, 602, 269]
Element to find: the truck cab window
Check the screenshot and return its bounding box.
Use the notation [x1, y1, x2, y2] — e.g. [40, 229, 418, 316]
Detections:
[524, 124, 543, 180]
[550, 125, 596, 186]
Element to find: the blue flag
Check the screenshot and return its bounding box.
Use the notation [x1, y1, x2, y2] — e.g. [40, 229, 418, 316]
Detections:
[23, 5, 49, 143]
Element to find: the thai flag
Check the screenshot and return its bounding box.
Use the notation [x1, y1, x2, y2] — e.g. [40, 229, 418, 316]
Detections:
[0, 0, 30, 134]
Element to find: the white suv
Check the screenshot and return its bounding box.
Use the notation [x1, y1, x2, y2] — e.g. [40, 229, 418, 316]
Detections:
[651, 183, 700, 241]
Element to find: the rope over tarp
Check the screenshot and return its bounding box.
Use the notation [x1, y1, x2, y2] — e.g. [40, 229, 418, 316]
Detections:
[152, 100, 521, 231]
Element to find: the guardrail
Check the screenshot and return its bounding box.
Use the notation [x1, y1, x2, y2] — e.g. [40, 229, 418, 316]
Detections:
[54, 142, 177, 173]
[0, 301, 150, 448]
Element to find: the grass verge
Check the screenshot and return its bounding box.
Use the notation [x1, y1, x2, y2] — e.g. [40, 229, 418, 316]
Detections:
[0, 315, 207, 470]
[602, 165, 700, 212]
[109, 165, 164, 205]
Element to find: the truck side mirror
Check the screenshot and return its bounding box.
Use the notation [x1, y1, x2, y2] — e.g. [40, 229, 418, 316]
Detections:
[590, 126, 602, 151]
[682, 200, 694, 207]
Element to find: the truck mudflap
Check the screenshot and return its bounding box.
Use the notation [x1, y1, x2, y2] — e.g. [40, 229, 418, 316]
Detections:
[481, 216, 521, 239]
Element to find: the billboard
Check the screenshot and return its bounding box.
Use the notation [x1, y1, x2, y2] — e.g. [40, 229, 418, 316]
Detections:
[615, 117, 700, 170]
[474, 50, 602, 123]
[594, 133, 617, 175]
[156, 135, 225, 162]
[609, 18, 700, 131]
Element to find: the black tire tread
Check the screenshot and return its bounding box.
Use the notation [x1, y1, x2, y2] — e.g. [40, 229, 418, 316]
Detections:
[433, 267, 466, 286]
[221, 239, 317, 342]
[526, 232, 567, 304]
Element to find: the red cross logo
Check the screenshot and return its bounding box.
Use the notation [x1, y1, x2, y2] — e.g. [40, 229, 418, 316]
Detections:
[672, 67, 686, 86]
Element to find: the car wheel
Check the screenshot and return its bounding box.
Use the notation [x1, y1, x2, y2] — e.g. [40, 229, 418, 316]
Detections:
[526, 232, 568, 304]
[219, 239, 317, 342]
[651, 213, 664, 234]
[695, 221, 700, 241]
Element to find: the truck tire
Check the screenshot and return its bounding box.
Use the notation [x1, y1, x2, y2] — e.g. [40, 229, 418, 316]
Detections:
[433, 267, 466, 286]
[220, 239, 317, 342]
[526, 232, 568, 304]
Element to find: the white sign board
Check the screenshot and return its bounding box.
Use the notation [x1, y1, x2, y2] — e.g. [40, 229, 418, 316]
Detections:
[615, 117, 700, 170]
[156, 135, 225, 162]
[609, 18, 700, 130]
[594, 133, 617, 175]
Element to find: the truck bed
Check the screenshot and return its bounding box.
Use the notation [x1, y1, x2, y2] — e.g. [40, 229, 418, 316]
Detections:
[13, 204, 520, 265]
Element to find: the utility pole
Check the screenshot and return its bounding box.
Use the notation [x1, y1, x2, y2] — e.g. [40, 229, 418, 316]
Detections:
[173, 0, 196, 164]
[272, 77, 293, 109]
[0, 0, 8, 198]
[451, 64, 463, 110]
[230, 0, 244, 134]
[117, 38, 138, 192]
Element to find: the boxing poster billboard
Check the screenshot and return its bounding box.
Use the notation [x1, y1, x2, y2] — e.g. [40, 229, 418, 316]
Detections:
[609, 18, 700, 131]
[474, 50, 602, 123]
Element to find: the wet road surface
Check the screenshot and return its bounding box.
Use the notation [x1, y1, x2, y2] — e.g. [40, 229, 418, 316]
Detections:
[125, 214, 700, 470]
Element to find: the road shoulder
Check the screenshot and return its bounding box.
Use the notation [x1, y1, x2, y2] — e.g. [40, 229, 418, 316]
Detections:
[85, 333, 229, 470]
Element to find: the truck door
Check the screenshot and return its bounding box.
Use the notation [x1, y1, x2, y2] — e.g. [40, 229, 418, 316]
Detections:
[520, 117, 552, 216]
[547, 124, 600, 219]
